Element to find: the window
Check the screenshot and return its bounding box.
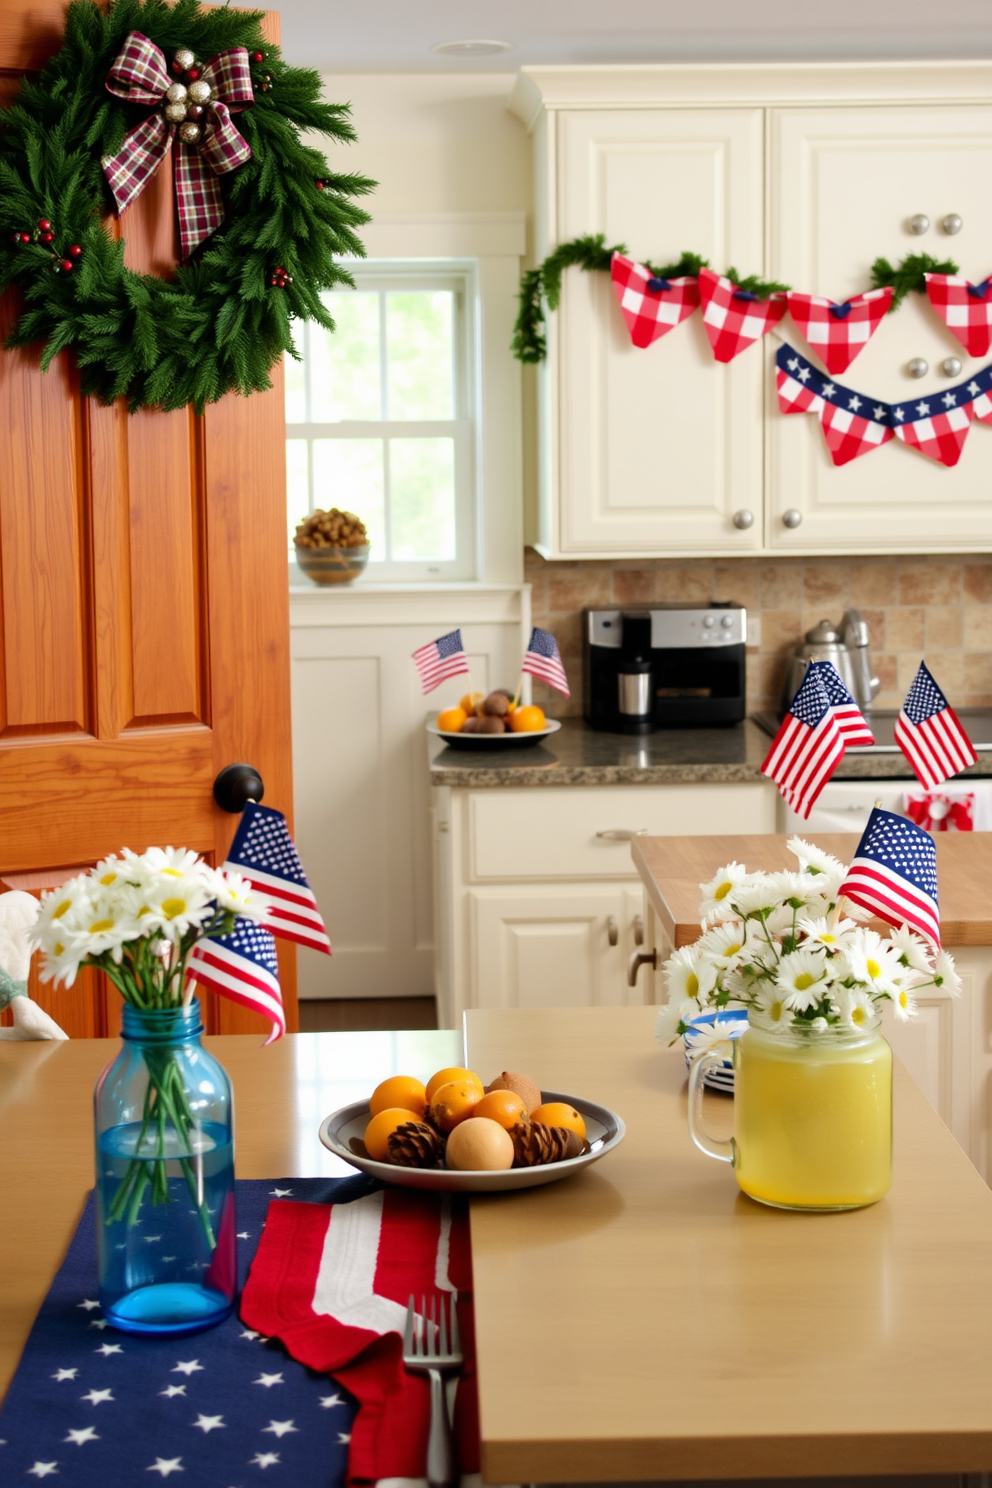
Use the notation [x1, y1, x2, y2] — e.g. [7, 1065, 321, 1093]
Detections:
[286, 262, 477, 582]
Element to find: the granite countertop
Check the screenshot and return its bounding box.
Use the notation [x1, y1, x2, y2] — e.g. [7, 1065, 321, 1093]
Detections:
[427, 717, 992, 788]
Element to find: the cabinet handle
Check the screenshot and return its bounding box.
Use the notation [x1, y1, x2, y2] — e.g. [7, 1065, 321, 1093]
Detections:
[941, 213, 963, 235]
[782, 508, 802, 529]
[908, 213, 930, 235]
[907, 357, 929, 379]
[942, 356, 963, 378]
[607, 915, 619, 947]
[732, 509, 754, 530]
[596, 828, 648, 840]
[633, 914, 644, 947]
[628, 949, 658, 988]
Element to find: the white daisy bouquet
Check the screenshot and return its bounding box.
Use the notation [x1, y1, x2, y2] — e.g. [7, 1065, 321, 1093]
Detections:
[32, 848, 271, 1237]
[655, 837, 960, 1049]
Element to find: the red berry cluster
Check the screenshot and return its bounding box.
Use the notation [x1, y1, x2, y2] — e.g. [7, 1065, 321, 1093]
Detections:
[315, 178, 326, 191]
[259, 72, 273, 93]
[7, 217, 81, 272]
[270, 266, 293, 290]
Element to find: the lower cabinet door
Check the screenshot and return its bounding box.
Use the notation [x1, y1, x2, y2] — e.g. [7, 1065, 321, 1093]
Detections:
[468, 885, 633, 1010]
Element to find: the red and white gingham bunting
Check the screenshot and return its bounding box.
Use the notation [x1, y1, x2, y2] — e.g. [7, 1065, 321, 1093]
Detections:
[892, 396, 974, 467]
[609, 253, 699, 349]
[698, 267, 787, 363]
[785, 287, 892, 373]
[101, 31, 254, 259]
[775, 345, 894, 466]
[925, 273, 992, 359]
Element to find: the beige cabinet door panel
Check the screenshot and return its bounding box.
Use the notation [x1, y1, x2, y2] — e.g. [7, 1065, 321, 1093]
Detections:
[469, 886, 632, 1010]
[553, 108, 765, 556]
[768, 105, 992, 551]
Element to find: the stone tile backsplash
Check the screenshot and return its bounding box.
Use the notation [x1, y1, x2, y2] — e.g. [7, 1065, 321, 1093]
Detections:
[524, 549, 992, 719]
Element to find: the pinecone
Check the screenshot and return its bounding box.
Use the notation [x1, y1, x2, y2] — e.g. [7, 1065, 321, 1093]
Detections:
[386, 1121, 446, 1168]
[510, 1121, 584, 1167]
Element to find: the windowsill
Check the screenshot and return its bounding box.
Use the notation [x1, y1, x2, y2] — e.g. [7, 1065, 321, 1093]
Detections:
[288, 580, 531, 628]
[289, 580, 524, 595]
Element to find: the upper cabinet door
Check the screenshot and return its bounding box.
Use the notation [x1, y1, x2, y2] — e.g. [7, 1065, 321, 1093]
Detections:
[550, 108, 764, 556]
[768, 106, 992, 552]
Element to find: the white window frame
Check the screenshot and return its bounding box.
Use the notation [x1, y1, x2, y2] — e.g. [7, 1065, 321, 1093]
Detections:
[287, 259, 480, 584]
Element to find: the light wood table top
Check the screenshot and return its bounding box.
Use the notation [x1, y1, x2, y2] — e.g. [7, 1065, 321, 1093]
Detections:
[0, 1028, 459, 1402]
[464, 1005, 992, 1483]
[633, 831, 992, 949]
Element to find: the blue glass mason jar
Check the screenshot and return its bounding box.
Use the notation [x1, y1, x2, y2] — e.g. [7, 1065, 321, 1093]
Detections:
[94, 1000, 236, 1335]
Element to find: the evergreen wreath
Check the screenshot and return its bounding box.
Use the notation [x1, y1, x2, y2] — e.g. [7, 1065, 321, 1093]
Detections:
[512, 234, 959, 364]
[0, 0, 374, 413]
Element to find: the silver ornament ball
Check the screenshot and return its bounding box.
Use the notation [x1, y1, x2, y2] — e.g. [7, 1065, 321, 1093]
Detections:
[173, 47, 195, 70]
[187, 80, 212, 105]
[165, 82, 188, 105]
[178, 120, 202, 145]
[163, 102, 187, 123]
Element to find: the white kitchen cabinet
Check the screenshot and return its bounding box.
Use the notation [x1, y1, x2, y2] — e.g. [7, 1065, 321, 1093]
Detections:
[767, 105, 992, 551]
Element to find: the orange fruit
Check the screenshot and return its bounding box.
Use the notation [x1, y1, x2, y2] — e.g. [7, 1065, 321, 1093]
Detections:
[508, 704, 546, 733]
[531, 1102, 585, 1139]
[364, 1108, 419, 1161]
[472, 1089, 529, 1131]
[437, 707, 467, 734]
[458, 691, 484, 717]
[369, 1074, 426, 1120]
[425, 1066, 484, 1104]
[428, 1080, 483, 1132]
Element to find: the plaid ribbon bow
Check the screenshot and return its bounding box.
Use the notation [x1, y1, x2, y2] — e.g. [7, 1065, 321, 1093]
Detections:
[101, 31, 254, 260]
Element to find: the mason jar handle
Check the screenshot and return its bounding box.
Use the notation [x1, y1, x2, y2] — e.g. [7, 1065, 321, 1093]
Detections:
[687, 1051, 734, 1164]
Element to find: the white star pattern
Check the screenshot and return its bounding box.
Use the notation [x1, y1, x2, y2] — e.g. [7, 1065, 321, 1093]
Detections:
[262, 1420, 298, 1438]
[192, 1415, 225, 1434]
[172, 1360, 204, 1376]
[269, 1189, 293, 1198]
[250, 1452, 281, 1469]
[77, 1300, 101, 1312]
[847, 394, 862, 411]
[319, 1393, 344, 1409]
[81, 1388, 114, 1406]
[89, 1319, 108, 1330]
[894, 407, 905, 421]
[240, 1330, 260, 1341]
[787, 357, 799, 371]
[147, 1458, 184, 1477]
[64, 1427, 100, 1446]
[969, 380, 981, 396]
[873, 405, 887, 420]
[52, 1369, 78, 1382]
[797, 366, 811, 382]
[337, 1432, 351, 1445]
[27, 1463, 59, 1478]
[916, 401, 930, 416]
[821, 382, 836, 397]
[161, 1256, 176, 1264]
[143, 1235, 163, 1243]
[254, 1372, 284, 1388]
[159, 1385, 187, 1399]
[95, 1343, 123, 1357]
[237, 1232, 251, 1240]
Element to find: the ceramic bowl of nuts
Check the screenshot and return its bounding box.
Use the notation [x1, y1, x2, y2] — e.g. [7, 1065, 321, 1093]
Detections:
[294, 508, 370, 585]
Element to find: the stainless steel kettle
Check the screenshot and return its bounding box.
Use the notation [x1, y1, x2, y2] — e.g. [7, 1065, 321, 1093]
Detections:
[782, 609, 881, 713]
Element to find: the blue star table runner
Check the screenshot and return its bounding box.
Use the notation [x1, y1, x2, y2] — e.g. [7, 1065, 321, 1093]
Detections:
[0, 1176, 373, 1484]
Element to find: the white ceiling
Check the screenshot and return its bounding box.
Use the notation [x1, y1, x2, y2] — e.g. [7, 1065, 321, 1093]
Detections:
[278, 0, 992, 72]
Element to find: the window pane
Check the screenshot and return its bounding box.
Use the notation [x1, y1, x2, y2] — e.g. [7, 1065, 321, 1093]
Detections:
[387, 292, 454, 421]
[285, 332, 307, 423]
[312, 439, 385, 559]
[312, 294, 381, 421]
[286, 439, 310, 551]
[389, 438, 456, 561]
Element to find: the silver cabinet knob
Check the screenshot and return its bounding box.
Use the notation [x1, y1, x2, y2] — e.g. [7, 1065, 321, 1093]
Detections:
[942, 356, 963, 377]
[607, 915, 619, 947]
[942, 213, 963, 235]
[782, 508, 803, 529]
[908, 213, 930, 235]
[907, 357, 929, 379]
[733, 509, 754, 530]
[628, 948, 658, 988]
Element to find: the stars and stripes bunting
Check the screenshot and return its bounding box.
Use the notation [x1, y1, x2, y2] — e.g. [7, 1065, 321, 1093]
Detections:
[187, 916, 285, 1043]
[223, 803, 332, 956]
[812, 660, 874, 747]
[785, 287, 893, 373]
[521, 627, 570, 697]
[760, 665, 847, 819]
[610, 253, 700, 349]
[838, 806, 941, 946]
[411, 629, 470, 694]
[894, 662, 977, 789]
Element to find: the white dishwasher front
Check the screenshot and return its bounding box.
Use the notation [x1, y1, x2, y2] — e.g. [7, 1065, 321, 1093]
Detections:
[777, 777, 992, 834]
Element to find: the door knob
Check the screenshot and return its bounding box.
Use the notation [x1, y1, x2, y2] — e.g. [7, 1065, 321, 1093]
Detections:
[213, 763, 265, 813]
[628, 948, 658, 987]
[733, 509, 754, 530]
[607, 915, 619, 947]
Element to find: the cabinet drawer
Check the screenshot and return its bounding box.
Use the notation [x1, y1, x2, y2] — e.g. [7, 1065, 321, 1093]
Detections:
[466, 783, 775, 882]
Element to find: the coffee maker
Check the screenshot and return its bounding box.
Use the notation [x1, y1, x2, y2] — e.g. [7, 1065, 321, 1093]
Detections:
[583, 605, 747, 733]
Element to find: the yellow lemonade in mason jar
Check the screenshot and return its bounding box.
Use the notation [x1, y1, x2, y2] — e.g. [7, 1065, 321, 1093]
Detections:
[732, 1018, 892, 1210]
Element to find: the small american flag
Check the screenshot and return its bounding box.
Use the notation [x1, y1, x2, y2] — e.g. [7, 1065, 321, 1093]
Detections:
[412, 629, 470, 694]
[760, 665, 846, 819]
[223, 803, 332, 956]
[187, 916, 285, 1042]
[838, 806, 940, 946]
[521, 627, 570, 697]
[812, 660, 875, 747]
[895, 662, 977, 789]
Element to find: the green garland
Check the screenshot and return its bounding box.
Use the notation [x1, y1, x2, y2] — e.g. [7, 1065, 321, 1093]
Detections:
[512, 234, 959, 364]
[0, 0, 375, 412]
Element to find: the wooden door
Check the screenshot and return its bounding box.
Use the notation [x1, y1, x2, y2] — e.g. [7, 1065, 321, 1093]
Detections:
[548, 107, 764, 557]
[767, 105, 992, 552]
[0, 0, 297, 1038]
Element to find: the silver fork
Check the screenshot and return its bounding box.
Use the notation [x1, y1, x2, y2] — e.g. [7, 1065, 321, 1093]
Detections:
[402, 1291, 463, 1488]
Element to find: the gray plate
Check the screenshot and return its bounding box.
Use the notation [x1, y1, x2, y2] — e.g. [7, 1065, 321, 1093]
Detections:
[426, 719, 562, 751]
[318, 1088, 625, 1192]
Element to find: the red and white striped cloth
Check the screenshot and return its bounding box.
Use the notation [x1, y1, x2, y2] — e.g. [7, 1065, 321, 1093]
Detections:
[698, 268, 787, 363]
[785, 287, 893, 374]
[760, 666, 847, 819]
[925, 272, 992, 359]
[895, 662, 977, 790]
[775, 344, 894, 466]
[609, 253, 699, 349]
[241, 1188, 479, 1486]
